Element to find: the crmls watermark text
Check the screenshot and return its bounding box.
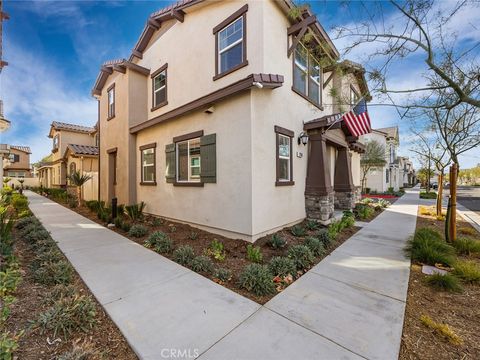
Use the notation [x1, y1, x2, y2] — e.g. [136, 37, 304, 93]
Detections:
[160, 348, 200, 359]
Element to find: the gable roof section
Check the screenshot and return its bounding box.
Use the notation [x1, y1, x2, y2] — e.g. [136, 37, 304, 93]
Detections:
[10, 145, 31, 154]
[49, 121, 96, 138]
[91, 59, 150, 96]
[377, 126, 398, 140]
[65, 144, 99, 157]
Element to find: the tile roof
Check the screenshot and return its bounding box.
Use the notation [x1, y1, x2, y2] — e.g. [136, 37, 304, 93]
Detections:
[67, 144, 99, 156]
[150, 0, 199, 18]
[10, 145, 31, 153]
[51, 121, 96, 134]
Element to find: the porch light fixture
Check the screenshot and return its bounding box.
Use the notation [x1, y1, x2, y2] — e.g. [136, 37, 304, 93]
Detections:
[298, 132, 308, 145]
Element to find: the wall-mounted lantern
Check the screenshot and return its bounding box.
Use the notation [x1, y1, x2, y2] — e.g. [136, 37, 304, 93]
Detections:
[298, 132, 308, 146]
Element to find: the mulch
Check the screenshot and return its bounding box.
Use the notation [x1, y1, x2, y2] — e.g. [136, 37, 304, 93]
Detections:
[6, 229, 138, 360]
[399, 208, 480, 359]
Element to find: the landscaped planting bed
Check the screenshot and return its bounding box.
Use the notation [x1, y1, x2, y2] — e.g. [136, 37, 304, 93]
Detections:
[400, 205, 480, 359]
[1, 189, 136, 359]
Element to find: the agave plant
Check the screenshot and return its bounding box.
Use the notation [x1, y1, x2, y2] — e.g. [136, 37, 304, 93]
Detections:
[67, 171, 92, 206]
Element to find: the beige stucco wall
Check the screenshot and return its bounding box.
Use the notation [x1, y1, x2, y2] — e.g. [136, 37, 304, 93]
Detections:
[135, 92, 253, 238]
[4, 148, 31, 175]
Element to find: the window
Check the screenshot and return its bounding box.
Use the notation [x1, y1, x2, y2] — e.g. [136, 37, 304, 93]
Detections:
[293, 43, 321, 106]
[107, 84, 115, 119]
[151, 64, 168, 110]
[177, 138, 201, 183]
[140, 144, 156, 185]
[213, 5, 248, 79]
[350, 86, 360, 107]
[94, 133, 99, 147]
[386, 169, 389, 183]
[275, 126, 294, 186]
[53, 135, 59, 151]
[70, 162, 76, 176]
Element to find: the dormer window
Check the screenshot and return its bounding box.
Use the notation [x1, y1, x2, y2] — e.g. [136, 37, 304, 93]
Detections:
[293, 43, 321, 107]
[350, 86, 360, 107]
[107, 84, 115, 119]
[53, 135, 59, 151]
[151, 63, 168, 111]
[213, 5, 248, 80]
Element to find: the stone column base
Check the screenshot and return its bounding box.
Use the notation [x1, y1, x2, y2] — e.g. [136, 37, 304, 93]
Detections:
[334, 191, 356, 210]
[305, 192, 335, 224]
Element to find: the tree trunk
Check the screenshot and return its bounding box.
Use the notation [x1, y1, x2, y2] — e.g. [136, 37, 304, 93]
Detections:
[426, 157, 431, 192]
[77, 186, 82, 207]
[449, 163, 458, 242]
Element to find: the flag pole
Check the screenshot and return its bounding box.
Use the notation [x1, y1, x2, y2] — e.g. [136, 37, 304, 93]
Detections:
[324, 96, 365, 132]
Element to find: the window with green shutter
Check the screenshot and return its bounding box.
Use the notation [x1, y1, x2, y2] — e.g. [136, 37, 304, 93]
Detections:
[166, 132, 217, 185]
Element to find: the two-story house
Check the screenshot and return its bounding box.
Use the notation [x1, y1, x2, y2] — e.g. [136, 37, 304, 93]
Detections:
[38, 121, 99, 200]
[3, 145, 32, 178]
[92, 0, 371, 241]
[361, 126, 402, 192]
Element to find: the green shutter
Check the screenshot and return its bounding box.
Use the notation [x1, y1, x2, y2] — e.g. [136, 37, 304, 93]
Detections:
[165, 143, 176, 183]
[200, 134, 216, 183]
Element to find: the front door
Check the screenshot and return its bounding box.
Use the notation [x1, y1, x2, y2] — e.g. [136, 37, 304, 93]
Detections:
[108, 151, 117, 201]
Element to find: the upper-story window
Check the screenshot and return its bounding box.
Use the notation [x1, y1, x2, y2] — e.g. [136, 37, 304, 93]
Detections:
[350, 86, 360, 107]
[390, 144, 395, 163]
[213, 4, 248, 80]
[293, 43, 321, 107]
[151, 64, 168, 110]
[107, 84, 115, 119]
[53, 135, 59, 151]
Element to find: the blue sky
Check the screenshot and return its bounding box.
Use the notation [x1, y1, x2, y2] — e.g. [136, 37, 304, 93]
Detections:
[1, 0, 479, 168]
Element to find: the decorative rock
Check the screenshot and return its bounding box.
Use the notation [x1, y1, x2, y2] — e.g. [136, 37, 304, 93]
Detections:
[421, 265, 448, 275]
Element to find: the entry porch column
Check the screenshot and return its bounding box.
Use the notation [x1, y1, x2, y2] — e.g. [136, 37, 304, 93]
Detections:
[334, 147, 356, 209]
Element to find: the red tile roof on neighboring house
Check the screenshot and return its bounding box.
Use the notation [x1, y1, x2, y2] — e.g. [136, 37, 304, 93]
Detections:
[10, 145, 31, 154]
[51, 121, 96, 134]
[67, 144, 99, 156]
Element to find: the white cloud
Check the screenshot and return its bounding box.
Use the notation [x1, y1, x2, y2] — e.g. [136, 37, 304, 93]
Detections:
[1, 43, 97, 162]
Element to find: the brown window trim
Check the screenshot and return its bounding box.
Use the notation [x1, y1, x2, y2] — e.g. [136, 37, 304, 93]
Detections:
[140, 143, 157, 185]
[173, 181, 204, 187]
[151, 63, 168, 112]
[106, 147, 118, 154]
[173, 130, 204, 143]
[213, 4, 248, 81]
[275, 126, 294, 187]
[291, 44, 323, 111]
[107, 83, 116, 120]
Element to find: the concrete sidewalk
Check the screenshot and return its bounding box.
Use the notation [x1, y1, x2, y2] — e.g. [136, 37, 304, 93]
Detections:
[26, 190, 419, 360]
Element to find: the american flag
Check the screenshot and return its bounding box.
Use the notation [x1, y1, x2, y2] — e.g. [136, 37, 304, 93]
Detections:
[342, 98, 371, 137]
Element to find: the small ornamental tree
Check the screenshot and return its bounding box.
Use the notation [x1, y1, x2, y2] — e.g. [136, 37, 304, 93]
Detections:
[67, 171, 92, 207]
[360, 140, 387, 192]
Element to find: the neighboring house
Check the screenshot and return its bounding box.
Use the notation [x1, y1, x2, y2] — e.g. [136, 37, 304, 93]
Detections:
[92, 0, 370, 241]
[398, 156, 416, 187]
[361, 126, 404, 192]
[3, 145, 32, 178]
[38, 121, 99, 200]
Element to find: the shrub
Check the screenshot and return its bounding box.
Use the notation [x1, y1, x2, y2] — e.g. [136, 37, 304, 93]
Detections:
[377, 199, 390, 208]
[288, 245, 314, 271]
[419, 191, 437, 199]
[355, 204, 374, 220]
[188, 231, 199, 240]
[144, 231, 173, 254]
[173, 245, 195, 266]
[238, 264, 275, 296]
[45, 284, 77, 304]
[268, 256, 296, 277]
[14, 216, 38, 230]
[11, 193, 28, 212]
[30, 249, 63, 271]
[168, 224, 177, 233]
[315, 229, 332, 247]
[458, 227, 477, 236]
[57, 342, 98, 360]
[37, 295, 97, 339]
[424, 273, 462, 292]
[24, 228, 50, 244]
[268, 234, 287, 249]
[0, 267, 21, 297]
[190, 255, 214, 273]
[327, 221, 342, 241]
[246, 244, 263, 263]
[452, 260, 480, 283]
[303, 236, 325, 256]
[305, 219, 319, 231]
[113, 216, 124, 229]
[18, 222, 42, 237]
[290, 225, 306, 237]
[124, 202, 146, 222]
[405, 229, 455, 266]
[0, 331, 23, 359]
[151, 217, 164, 227]
[121, 221, 131, 233]
[128, 224, 148, 238]
[213, 268, 232, 283]
[205, 239, 226, 261]
[420, 315, 463, 345]
[452, 237, 480, 256]
[341, 212, 355, 229]
[33, 260, 73, 286]
[17, 209, 33, 218]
